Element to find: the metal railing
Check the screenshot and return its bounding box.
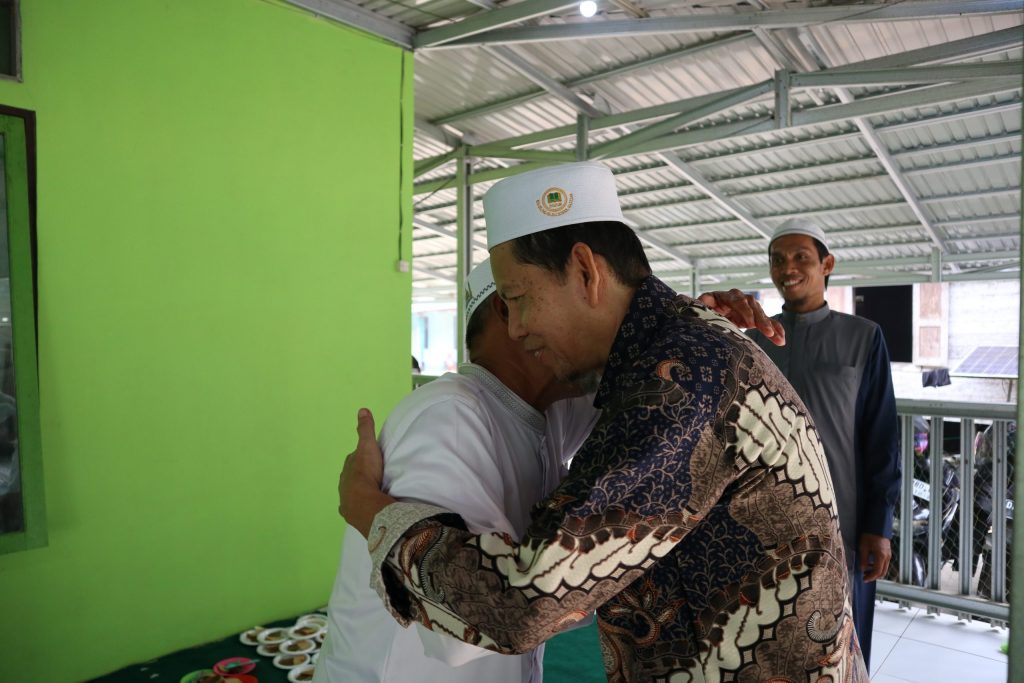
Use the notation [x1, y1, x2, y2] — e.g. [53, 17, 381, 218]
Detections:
[881, 399, 1016, 626]
[408, 379, 1017, 624]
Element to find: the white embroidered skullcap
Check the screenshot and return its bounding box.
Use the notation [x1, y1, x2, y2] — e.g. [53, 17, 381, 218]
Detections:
[769, 217, 830, 252]
[483, 162, 626, 249]
[465, 258, 496, 321]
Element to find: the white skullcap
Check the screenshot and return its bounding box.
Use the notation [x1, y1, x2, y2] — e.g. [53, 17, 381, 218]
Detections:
[483, 162, 626, 249]
[465, 258, 496, 321]
[769, 217, 830, 252]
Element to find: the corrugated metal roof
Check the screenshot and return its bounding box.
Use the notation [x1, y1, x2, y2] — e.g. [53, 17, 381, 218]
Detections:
[297, 0, 1023, 295]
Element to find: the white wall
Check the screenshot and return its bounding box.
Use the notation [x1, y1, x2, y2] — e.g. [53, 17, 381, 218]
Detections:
[895, 279, 1018, 404]
[756, 279, 1019, 405]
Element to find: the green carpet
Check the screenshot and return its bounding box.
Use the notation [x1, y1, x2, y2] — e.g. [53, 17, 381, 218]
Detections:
[544, 619, 608, 682]
[90, 614, 607, 682]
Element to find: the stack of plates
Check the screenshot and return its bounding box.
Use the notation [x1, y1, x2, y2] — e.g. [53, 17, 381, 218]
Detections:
[239, 612, 327, 682]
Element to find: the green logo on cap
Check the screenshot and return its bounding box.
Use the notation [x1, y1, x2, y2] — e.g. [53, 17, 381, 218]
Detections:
[536, 186, 573, 217]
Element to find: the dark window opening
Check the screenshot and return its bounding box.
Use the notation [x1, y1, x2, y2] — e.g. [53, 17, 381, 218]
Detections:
[854, 284, 913, 363]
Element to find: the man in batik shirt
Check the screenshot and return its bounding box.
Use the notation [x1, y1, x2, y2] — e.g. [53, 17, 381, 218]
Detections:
[340, 162, 867, 683]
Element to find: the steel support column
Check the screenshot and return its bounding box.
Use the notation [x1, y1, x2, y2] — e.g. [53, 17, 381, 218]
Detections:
[899, 414, 916, 590]
[455, 148, 473, 364]
[991, 420, 1010, 605]
[926, 418, 945, 595]
[959, 418, 976, 597]
[774, 69, 791, 128]
[576, 114, 590, 161]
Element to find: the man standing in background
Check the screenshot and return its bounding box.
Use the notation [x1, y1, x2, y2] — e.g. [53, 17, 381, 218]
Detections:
[747, 217, 901, 669]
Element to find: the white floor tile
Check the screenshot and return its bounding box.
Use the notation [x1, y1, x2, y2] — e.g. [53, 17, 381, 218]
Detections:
[869, 631, 900, 677]
[873, 638, 1007, 683]
[901, 611, 1008, 661]
[872, 600, 919, 637]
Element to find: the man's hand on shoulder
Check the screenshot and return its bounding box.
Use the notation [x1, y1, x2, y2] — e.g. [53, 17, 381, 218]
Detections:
[699, 289, 785, 346]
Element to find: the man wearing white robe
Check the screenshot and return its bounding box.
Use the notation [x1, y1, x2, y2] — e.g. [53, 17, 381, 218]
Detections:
[314, 260, 600, 683]
[317, 257, 782, 683]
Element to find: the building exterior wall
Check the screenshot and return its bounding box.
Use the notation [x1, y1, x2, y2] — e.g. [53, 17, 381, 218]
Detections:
[0, 2, 414, 681]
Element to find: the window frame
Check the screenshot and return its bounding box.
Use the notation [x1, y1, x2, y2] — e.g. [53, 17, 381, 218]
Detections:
[0, 110, 43, 553]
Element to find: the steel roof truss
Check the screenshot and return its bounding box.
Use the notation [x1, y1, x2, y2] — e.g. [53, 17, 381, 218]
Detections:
[483, 45, 605, 118]
[591, 81, 774, 160]
[282, 0, 413, 48]
[414, 0, 580, 49]
[791, 61, 1024, 88]
[432, 33, 753, 126]
[436, 1, 1024, 48]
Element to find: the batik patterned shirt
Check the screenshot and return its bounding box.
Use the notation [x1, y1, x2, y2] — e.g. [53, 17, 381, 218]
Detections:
[367, 276, 867, 683]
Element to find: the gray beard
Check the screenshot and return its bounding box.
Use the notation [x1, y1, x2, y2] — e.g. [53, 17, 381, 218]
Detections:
[568, 370, 602, 395]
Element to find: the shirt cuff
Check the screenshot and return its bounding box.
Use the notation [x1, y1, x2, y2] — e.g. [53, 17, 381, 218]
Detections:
[861, 501, 895, 540]
[367, 500, 452, 625]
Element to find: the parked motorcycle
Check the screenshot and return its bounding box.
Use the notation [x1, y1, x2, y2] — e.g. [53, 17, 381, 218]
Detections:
[888, 417, 961, 586]
[974, 422, 1015, 601]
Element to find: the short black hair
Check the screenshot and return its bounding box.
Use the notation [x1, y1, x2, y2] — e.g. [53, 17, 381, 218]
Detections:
[509, 221, 651, 287]
[769, 236, 831, 288]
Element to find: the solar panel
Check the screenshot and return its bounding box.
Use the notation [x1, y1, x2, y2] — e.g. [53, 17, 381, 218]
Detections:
[951, 346, 1019, 379]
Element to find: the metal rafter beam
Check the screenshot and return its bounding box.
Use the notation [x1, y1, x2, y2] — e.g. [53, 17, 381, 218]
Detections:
[421, 25, 1020, 147]
[417, 240, 1021, 270]
[447, 86, 1018, 172]
[607, 0, 649, 19]
[654, 152, 773, 240]
[851, 110, 945, 250]
[413, 217, 489, 251]
[432, 33, 752, 126]
[483, 45, 605, 118]
[428, 126, 1020, 205]
[590, 81, 774, 160]
[413, 265, 457, 283]
[282, 0, 413, 48]
[433, 25, 1022, 146]
[616, 182, 1020, 217]
[918, 187, 1020, 204]
[414, 0, 579, 49]
[465, 147, 575, 162]
[790, 61, 1024, 88]
[675, 113, 1020, 171]
[415, 116, 478, 148]
[461, 81, 776, 156]
[720, 144, 1022, 185]
[640, 212, 1022, 238]
[622, 152, 1021, 206]
[417, 149, 1020, 221]
[416, 78, 1019, 196]
[656, 246, 1021, 277]
[823, 25, 1023, 72]
[436, 1, 1024, 48]
[795, 28, 950, 252]
[617, 78, 1021, 159]
[415, 149, 458, 178]
[710, 238, 1021, 266]
[636, 231, 693, 269]
[745, 15, 828, 108]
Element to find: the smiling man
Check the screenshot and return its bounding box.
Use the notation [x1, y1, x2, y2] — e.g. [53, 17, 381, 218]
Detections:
[339, 162, 867, 682]
[747, 218, 901, 669]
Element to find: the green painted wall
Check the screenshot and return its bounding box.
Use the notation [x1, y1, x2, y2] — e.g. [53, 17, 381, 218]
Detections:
[0, 2, 413, 681]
